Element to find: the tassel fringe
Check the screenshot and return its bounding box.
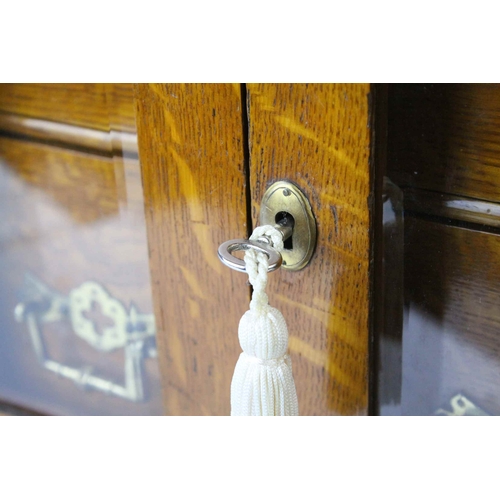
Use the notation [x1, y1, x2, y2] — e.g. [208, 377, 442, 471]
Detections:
[230, 225, 299, 416]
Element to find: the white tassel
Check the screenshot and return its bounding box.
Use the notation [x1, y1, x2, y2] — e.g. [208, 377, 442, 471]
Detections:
[230, 225, 299, 416]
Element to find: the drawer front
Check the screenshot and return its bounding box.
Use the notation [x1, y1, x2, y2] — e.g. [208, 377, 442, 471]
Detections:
[0, 137, 162, 415]
[388, 84, 500, 203]
[0, 84, 136, 132]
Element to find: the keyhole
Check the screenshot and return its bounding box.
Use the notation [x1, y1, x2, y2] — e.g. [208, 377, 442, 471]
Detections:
[83, 301, 115, 336]
[275, 211, 295, 250]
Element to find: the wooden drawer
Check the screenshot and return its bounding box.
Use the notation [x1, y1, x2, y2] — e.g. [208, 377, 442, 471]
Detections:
[0, 137, 161, 415]
[0, 84, 136, 132]
[388, 84, 500, 203]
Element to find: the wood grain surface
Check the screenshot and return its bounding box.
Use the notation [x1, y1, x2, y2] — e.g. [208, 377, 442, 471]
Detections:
[0, 137, 162, 415]
[135, 84, 249, 415]
[0, 84, 137, 157]
[246, 84, 374, 415]
[402, 217, 500, 415]
[0, 113, 137, 157]
[104, 83, 138, 133]
[388, 84, 500, 203]
[0, 137, 119, 224]
[404, 187, 500, 228]
[0, 84, 136, 132]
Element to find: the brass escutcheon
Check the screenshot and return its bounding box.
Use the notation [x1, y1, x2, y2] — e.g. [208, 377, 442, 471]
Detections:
[260, 181, 317, 271]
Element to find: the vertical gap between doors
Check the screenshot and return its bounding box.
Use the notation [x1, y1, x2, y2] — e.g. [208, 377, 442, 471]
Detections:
[240, 84, 255, 302]
[240, 83, 253, 239]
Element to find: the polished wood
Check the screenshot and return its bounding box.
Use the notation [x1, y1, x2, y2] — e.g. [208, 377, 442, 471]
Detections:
[404, 187, 500, 228]
[104, 83, 138, 133]
[402, 217, 500, 415]
[246, 84, 374, 415]
[0, 84, 137, 156]
[388, 84, 500, 203]
[0, 113, 137, 157]
[135, 84, 248, 416]
[0, 137, 161, 415]
[0, 84, 136, 132]
[381, 84, 500, 416]
[0, 137, 119, 224]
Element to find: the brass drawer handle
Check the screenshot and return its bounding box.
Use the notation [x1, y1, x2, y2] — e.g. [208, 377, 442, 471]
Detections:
[14, 274, 156, 402]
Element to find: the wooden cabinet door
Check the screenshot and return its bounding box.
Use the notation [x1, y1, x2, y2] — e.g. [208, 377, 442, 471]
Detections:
[135, 84, 377, 416]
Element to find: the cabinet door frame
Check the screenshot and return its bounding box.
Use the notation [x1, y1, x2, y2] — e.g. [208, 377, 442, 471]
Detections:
[135, 83, 381, 416]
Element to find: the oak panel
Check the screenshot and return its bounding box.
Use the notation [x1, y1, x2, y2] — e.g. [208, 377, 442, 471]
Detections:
[404, 187, 500, 228]
[135, 84, 248, 416]
[388, 84, 500, 202]
[0, 113, 138, 158]
[402, 218, 500, 415]
[247, 84, 373, 415]
[0, 137, 119, 224]
[104, 83, 138, 133]
[0, 84, 136, 132]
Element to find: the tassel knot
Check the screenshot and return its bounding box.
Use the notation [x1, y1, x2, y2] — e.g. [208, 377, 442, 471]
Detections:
[238, 306, 288, 359]
[230, 225, 299, 416]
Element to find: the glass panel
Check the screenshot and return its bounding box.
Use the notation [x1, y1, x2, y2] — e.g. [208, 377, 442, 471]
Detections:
[400, 216, 500, 416]
[0, 84, 162, 415]
[378, 177, 404, 416]
[382, 83, 500, 416]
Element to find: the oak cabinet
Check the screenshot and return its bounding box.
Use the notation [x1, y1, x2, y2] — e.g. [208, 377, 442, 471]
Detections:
[0, 83, 376, 415]
[135, 84, 375, 415]
[1, 83, 498, 416]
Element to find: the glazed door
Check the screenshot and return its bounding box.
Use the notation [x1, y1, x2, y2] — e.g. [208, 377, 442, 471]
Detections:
[135, 84, 376, 416]
[4, 83, 497, 416]
[0, 83, 377, 416]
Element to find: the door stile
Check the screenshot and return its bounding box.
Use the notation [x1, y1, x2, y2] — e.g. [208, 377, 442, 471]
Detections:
[134, 84, 250, 415]
[245, 84, 374, 415]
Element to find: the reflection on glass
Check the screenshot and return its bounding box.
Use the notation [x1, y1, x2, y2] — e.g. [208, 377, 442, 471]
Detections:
[0, 84, 162, 415]
[381, 183, 500, 416]
[15, 275, 157, 403]
[378, 177, 404, 416]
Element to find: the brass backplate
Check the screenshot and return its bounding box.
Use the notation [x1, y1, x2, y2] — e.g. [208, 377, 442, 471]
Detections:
[260, 181, 317, 271]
